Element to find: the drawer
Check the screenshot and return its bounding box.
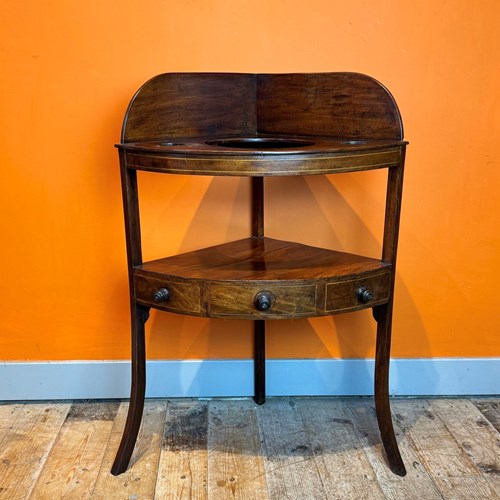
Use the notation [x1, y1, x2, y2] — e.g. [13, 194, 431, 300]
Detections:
[208, 283, 317, 318]
[324, 271, 390, 313]
[135, 275, 202, 315]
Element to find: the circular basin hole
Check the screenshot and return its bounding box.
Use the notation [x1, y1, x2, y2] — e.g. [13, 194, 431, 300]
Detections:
[207, 137, 315, 149]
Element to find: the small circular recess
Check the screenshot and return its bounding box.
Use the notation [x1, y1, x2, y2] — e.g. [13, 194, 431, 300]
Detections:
[161, 141, 186, 147]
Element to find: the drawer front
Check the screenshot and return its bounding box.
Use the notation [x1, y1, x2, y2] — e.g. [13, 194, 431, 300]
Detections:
[208, 283, 317, 318]
[325, 272, 390, 313]
[135, 275, 202, 314]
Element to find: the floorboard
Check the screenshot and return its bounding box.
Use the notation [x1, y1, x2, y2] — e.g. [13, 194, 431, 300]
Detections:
[431, 399, 500, 494]
[155, 399, 208, 499]
[256, 397, 328, 499]
[92, 400, 166, 499]
[473, 399, 500, 433]
[30, 401, 119, 499]
[207, 399, 267, 499]
[296, 398, 385, 499]
[0, 397, 498, 499]
[345, 398, 442, 500]
[392, 399, 498, 499]
[0, 403, 70, 499]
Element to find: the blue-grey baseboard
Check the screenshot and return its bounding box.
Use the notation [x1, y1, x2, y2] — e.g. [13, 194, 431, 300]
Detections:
[0, 358, 498, 401]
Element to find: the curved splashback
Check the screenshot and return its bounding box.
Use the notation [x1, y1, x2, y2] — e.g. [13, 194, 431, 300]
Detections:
[121, 72, 403, 143]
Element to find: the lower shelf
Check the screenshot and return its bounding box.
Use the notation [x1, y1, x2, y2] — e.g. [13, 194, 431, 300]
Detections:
[134, 237, 391, 319]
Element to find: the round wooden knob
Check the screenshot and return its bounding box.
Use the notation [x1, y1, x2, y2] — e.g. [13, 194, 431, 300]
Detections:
[153, 288, 170, 303]
[254, 291, 275, 311]
[356, 287, 373, 304]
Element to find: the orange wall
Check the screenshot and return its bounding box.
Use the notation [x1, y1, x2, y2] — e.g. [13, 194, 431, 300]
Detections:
[1, 0, 499, 361]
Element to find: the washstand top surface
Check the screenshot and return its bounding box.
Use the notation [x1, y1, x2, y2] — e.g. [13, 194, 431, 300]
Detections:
[117, 72, 406, 175]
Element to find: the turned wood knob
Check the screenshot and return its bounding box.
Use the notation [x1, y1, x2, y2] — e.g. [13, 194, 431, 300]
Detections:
[254, 291, 275, 311]
[153, 288, 170, 303]
[356, 287, 373, 304]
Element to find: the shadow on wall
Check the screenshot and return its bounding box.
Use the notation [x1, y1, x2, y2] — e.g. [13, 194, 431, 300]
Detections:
[143, 170, 436, 395]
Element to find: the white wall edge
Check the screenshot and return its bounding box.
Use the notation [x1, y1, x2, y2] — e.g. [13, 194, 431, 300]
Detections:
[0, 358, 498, 401]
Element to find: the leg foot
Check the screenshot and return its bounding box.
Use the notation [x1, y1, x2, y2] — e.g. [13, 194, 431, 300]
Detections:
[111, 305, 149, 475]
[253, 320, 266, 405]
[373, 304, 406, 477]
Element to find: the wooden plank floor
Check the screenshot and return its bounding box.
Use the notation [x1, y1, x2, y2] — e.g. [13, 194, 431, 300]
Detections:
[0, 397, 498, 499]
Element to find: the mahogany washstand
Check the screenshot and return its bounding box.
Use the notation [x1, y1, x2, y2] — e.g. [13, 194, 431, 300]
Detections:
[111, 72, 408, 477]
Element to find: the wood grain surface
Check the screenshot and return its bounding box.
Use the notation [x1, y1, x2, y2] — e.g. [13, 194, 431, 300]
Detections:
[122, 72, 403, 144]
[114, 71, 407, 476]
[134, 237, 391, 319]
[1, 397, 499, 499]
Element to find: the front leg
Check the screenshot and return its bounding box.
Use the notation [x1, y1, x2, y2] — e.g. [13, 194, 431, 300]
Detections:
[111, 304, 150, 475]
[373, 302, 406, 476]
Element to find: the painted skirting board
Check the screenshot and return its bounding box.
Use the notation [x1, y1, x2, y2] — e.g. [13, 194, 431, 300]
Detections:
[0, 358, 498, 401]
